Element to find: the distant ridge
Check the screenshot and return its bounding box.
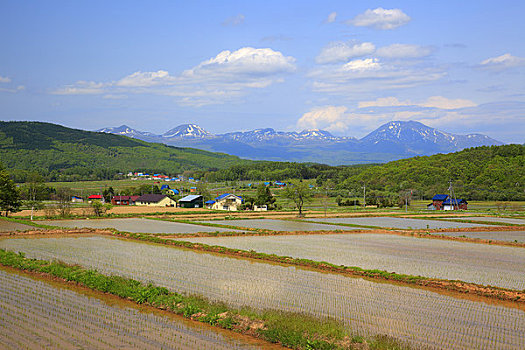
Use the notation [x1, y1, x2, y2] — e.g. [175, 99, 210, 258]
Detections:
[98, 120, 503, 165]
[0, 121, 249, 181]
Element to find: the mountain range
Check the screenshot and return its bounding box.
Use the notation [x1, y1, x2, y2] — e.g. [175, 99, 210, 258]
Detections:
[98, 121, 503, 165]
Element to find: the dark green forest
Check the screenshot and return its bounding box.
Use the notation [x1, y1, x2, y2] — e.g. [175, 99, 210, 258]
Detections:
[0, 121, 249, 181]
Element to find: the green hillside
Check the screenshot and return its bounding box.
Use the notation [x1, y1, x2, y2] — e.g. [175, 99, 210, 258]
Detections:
[338, 144, 524, 201]
[0, 121, 250, 181]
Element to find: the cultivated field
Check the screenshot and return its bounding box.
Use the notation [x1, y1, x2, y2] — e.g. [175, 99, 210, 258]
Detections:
[197, 218, 369, 232]
[1, 235, 523, 350]
[0, 268, 267, 349]
[176, 233, 525, 290]
[435, 230, 525, 243]
[444, 216, 525, 225]
[303, 216, 491, 229]
[0, 219, 37, 232]
[36, 218, 242, 234]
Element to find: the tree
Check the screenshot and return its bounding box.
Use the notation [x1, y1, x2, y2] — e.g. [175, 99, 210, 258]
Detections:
[0, 167, 21, 216]
[281, 181, 313, 216]
[90, 200, 113, 217]
[254, 185, 276, 209]
[103, 186, 115, 202]
[23, 173, 46, 220]
[196, 182, 211, 202]
[54, 187, 72, 217]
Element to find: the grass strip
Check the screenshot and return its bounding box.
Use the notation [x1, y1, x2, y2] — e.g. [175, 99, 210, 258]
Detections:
[0, 248, 409, 350]
[112, 231, 525, 303]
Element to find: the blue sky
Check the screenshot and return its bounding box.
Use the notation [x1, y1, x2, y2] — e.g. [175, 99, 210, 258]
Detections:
[1, 1, 524, 142]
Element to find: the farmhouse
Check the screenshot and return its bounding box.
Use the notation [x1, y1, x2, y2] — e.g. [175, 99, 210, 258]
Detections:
[209, 193, 243, 211]
[111, 196, 131, 205]
[427, 194, 468, 210]
[135, 194, 176, 207]
[443, 198, 468, 211]
[71, 196, 83, 203]
[87, 195, 104, 203]
[178, 195, 203, 208]
[428, 194, 448, 210]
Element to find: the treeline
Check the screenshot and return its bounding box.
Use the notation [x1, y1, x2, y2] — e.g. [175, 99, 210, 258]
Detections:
[337, 144, 524, 201]
[202, 144, 524, 201]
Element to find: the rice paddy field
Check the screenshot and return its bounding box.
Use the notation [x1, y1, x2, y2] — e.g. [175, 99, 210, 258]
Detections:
[1, 235, 523, 350]
[0, 268, 268, 349]
[0, 219, 38, 232]
[175, 233, 525, 290]
[35, 218, 241, 234]
[445, 217, 525, 225]
[437, 231, 525, 243]
[197, 219, 370, 231]
[304, 217, 492, 229]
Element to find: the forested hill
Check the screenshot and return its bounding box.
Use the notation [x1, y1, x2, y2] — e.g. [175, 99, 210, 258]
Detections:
[0, 121, 250, 181]
[338, 144, 525, 201]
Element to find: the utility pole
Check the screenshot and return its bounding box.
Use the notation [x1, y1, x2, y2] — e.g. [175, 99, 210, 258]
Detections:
[363, 184, 366, 208]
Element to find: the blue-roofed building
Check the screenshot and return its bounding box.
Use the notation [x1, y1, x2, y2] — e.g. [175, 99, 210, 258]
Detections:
[443, 198, 468, 210]
[211, 193, 243, 211]
[428, 194, 449, 210]
[274, 182, 286, 187]
[167, 189, 179, 195]
[160, 184, 170, 190]
[428, 194, 468, 210]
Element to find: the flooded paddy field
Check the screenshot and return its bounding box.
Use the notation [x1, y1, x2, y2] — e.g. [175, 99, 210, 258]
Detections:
[0, 268, 267, 349]
[445, 216, 525, 225]
[197, 218, 369, 231]
[1, 235, 523, 350]
[304, 216, 491, 229]
[176, 233, 525, 290]
[36, 218, 241, 234]
[0, 219, 39, 232]
[437, 230, 525, 243]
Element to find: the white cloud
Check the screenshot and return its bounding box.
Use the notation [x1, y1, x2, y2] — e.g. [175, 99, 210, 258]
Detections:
[296, 106, 349, 132]
[358, 97, 410, 108]
[347, 8, 410, 30]
[53, 81, 106, 95]
[222, 14, 245, 26]
[0, 75, 24, 93]
[342, 58, 381, 71]
[324, 12, 337, 23]
[309, 58, 446, 94]
[116, 70, 173, 87]
[185, 47, 296, 78]
[480, 53, 525, 71]
[52, 47, 296, 106]
[359, 96, 477, 109]
[103, 94, 128, 100]
[316, 42, 375, 64]
[376, 44, 432, 58]
[421, 96, 477, 109]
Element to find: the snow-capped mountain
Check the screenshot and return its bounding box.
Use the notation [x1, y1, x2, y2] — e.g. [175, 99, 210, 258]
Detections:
[97, 121, 503, 165]
[220, 128, 347, 143]
[361, 121, 503, 154]
[96, 125, 158, 140]
[162, 124, 213, 139]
